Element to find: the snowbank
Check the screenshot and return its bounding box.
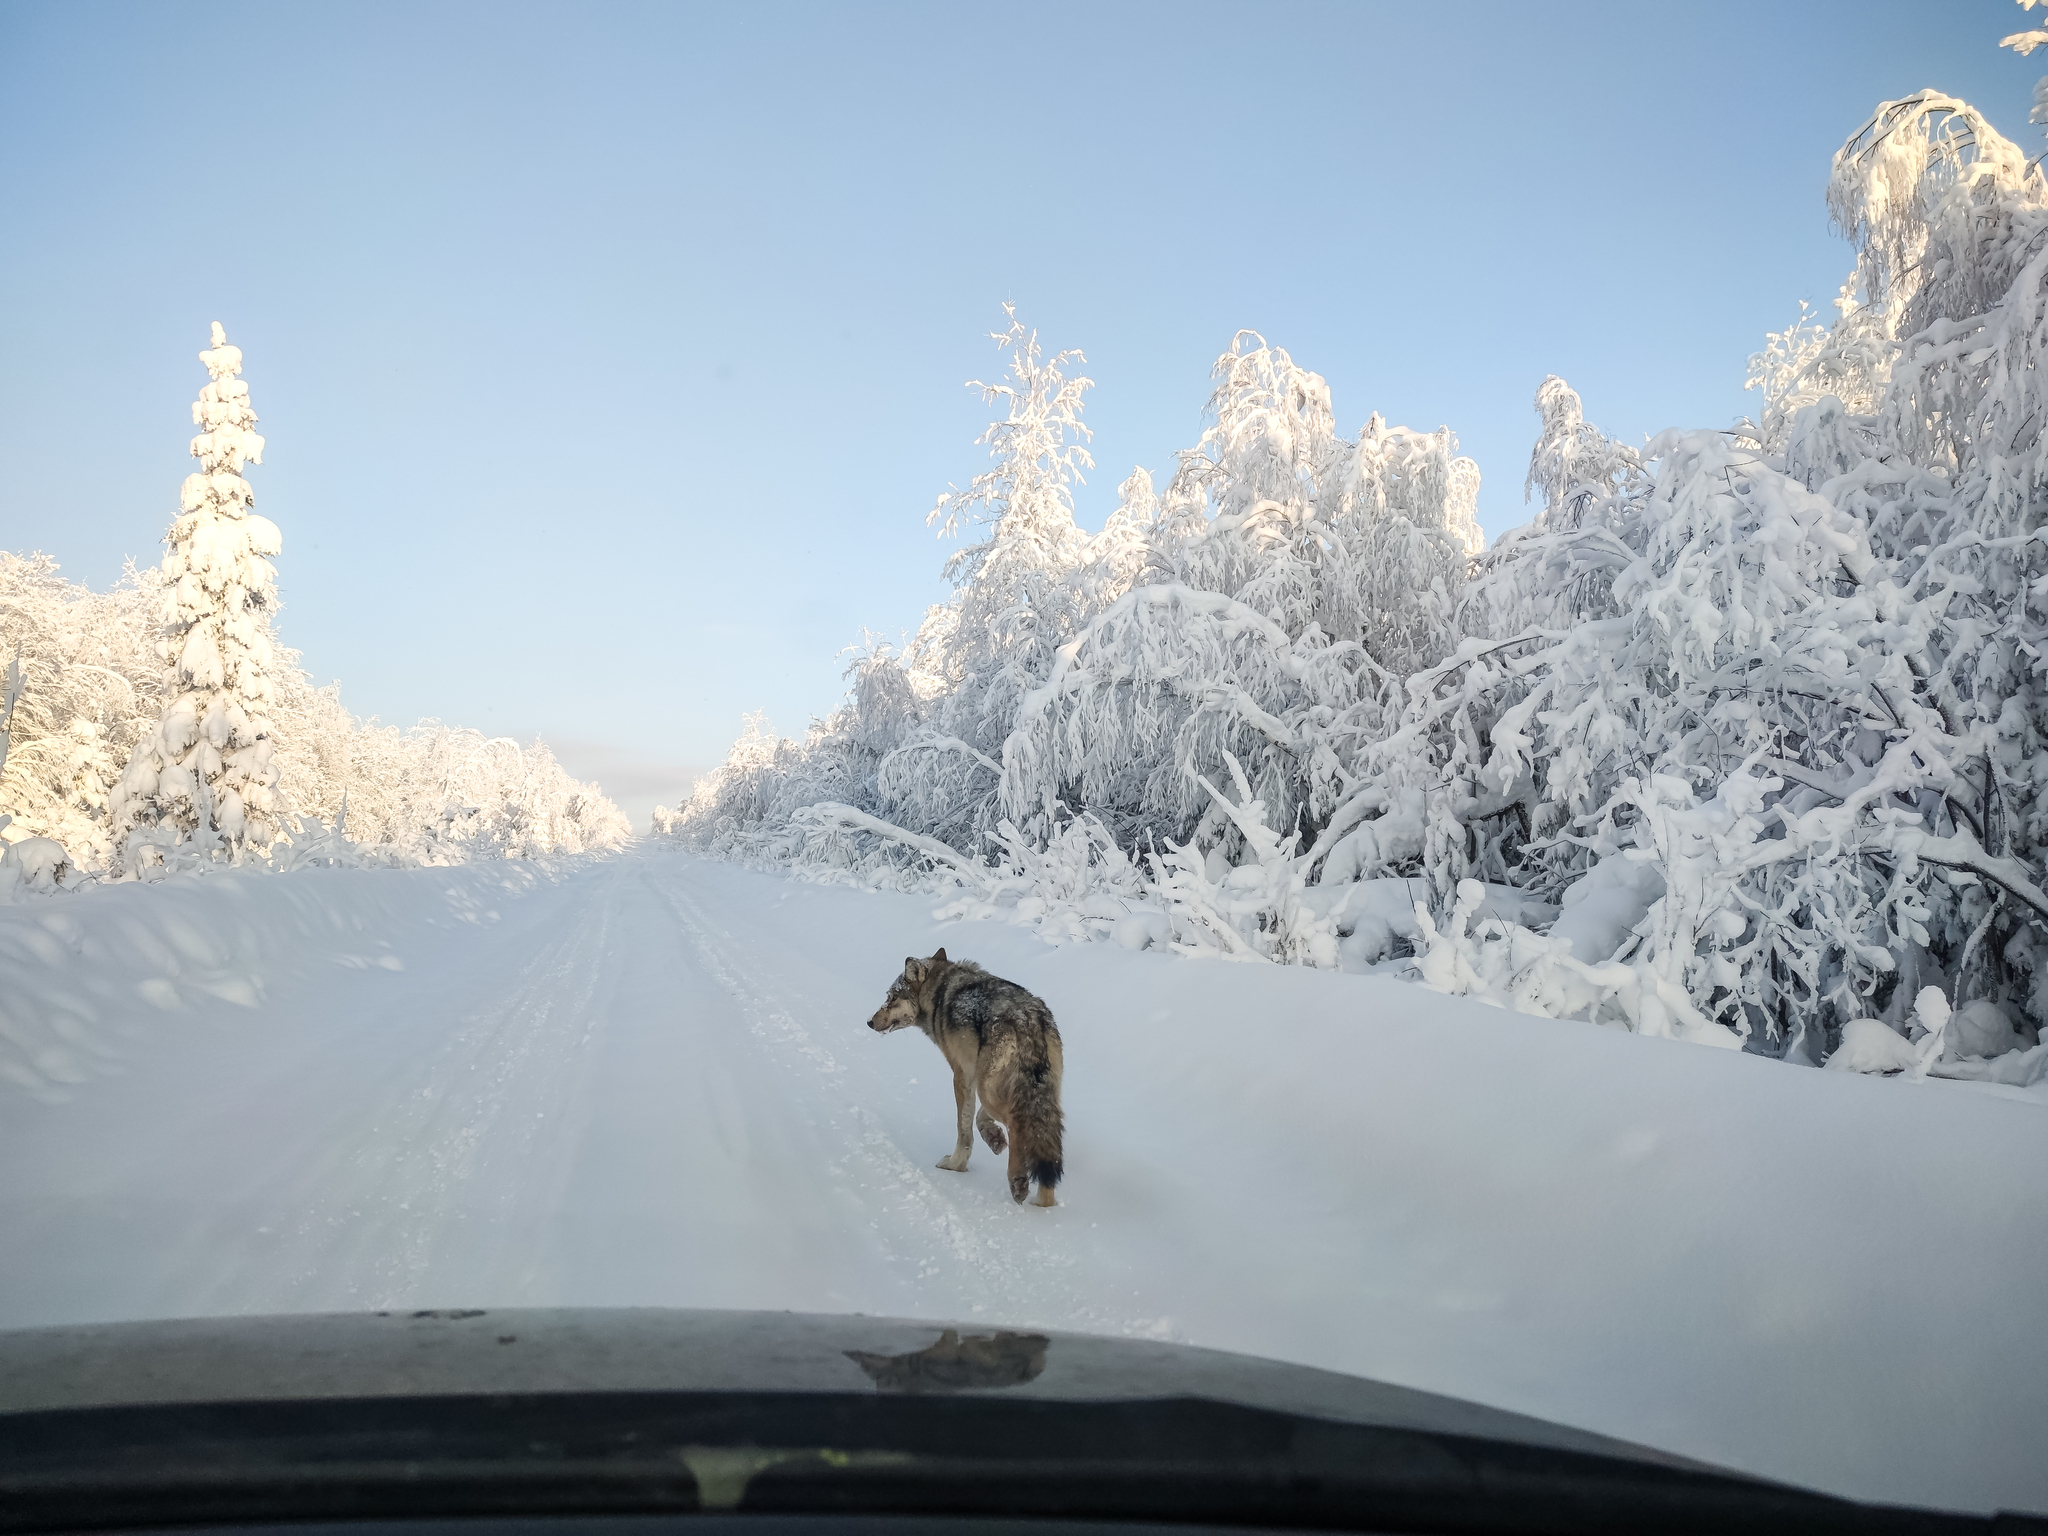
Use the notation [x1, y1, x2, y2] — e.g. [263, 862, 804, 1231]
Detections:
[0, 859, 571, 1102]
[1825, 1018, 1919, 1074]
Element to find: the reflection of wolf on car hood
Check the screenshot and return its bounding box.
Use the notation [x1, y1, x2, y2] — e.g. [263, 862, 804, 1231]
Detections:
[846, 1327, 1050, 1393]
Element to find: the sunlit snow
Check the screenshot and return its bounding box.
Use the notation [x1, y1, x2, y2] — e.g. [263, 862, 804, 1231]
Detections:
[1, 850, 2042, 1517]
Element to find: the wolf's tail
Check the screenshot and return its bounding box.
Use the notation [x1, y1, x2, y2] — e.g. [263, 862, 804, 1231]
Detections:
[1010, 1054, 1064, 1198]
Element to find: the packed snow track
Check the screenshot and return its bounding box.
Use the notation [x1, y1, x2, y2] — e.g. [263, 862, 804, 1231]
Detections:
[2, 849, 2045, 1518]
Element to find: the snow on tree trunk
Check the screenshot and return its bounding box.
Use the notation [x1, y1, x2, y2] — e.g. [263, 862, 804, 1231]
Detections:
[110, 323, 286, 874]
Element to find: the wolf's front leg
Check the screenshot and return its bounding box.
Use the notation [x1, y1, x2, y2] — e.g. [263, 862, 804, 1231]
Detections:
[936, 1067, 974, 1171]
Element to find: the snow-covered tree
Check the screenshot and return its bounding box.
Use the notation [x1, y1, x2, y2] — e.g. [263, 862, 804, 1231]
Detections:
[268, 663, 359, 827]
[1076, 466, 1159, 614]
[1002, 332, 1481, 854]
[317, 721, 632, 861]
[0, 646, 23, 836]
[109, 324, 286, 873]
[1392, 73, 2048, 1063]
[1743, 282, 1892, 455]
[1386, 420, 1912, 1042]
[1320, 410, 1483, 678]
[872, 307, 1096, 847]
[0, 553, 163, 864]
[680, 323, 1486, 906]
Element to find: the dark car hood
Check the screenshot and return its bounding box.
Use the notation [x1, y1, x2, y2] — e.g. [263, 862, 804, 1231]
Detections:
[0, 1306, 1671, 1466]
[0, 1309, 2016, 1535]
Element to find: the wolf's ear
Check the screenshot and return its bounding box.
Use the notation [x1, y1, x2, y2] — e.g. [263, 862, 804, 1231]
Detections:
[933, 947, 948, 964]
[903, 956, 926, 983]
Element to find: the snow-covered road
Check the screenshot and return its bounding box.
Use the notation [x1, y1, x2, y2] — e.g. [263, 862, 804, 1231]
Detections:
[3, 849, 2046, 1516]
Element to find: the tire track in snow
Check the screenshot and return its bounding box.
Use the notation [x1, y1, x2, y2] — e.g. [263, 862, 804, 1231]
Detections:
[190, 870, 621, 1312]
[643, 861, 1125, 1334]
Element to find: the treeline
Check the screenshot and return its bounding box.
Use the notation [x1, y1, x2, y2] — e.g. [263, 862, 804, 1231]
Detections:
[659, 75, 2048, 1082]
[0, 328, 628, 887]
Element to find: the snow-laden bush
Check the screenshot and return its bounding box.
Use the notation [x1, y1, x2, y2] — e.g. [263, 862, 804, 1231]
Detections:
[665, 20, 2048, 1083]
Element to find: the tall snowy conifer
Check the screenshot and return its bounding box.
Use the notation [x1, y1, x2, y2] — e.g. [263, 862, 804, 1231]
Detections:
[111, 323, 285, 871]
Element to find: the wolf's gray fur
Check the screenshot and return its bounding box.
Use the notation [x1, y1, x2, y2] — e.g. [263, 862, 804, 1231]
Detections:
[867, 948, 1064, 1206]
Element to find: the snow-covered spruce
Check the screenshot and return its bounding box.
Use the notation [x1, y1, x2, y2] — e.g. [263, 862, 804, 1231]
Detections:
[107, 324, 286, 875]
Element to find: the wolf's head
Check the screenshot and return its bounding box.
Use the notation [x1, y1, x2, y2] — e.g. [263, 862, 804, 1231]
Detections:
[869, 948, 947, 1033]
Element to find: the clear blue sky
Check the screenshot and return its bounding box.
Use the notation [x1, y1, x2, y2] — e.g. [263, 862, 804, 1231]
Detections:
[1, 1, 2038, 829]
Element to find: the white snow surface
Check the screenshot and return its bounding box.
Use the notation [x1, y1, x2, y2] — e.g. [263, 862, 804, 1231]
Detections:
[1, 849, 2044, 1517]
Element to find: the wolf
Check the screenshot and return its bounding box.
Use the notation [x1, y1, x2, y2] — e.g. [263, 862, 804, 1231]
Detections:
[867, 948, 1064, 1207]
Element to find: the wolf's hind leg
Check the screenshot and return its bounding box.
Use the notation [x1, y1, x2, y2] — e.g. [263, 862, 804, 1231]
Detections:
[976, 1106, 1007, 1155]
[936, 1067, 974, 1172]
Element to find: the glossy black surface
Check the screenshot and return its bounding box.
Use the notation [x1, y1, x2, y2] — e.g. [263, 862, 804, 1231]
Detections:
[0, 1311, 2034, 1536]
